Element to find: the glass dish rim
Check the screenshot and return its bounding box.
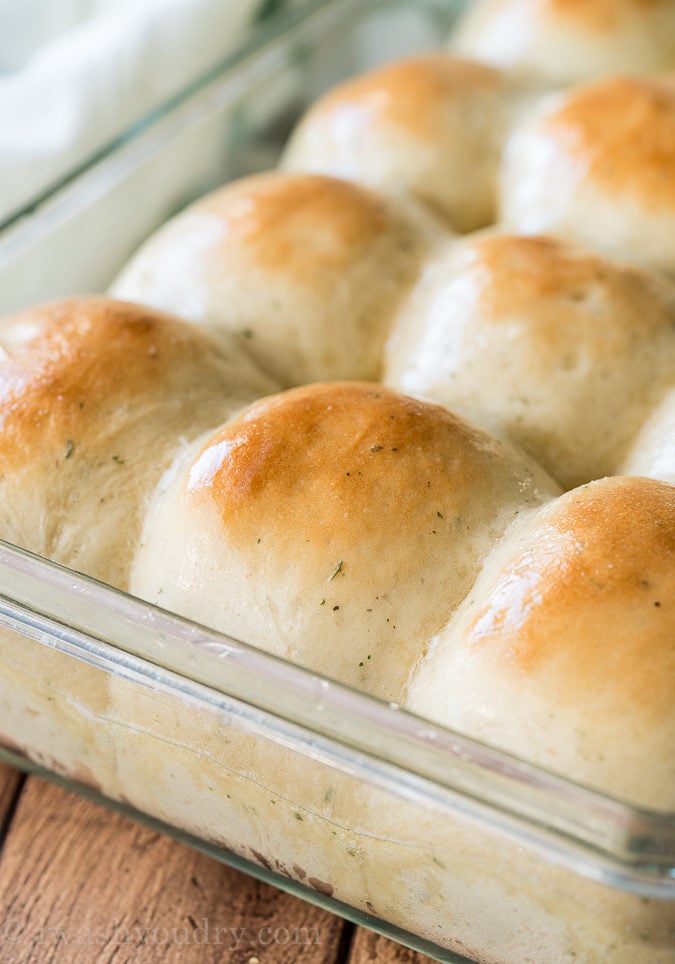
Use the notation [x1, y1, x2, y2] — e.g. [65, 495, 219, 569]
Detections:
[0, 538, 673, 900]
[0, 0, 364, 236]
[0, 0, 399, 252]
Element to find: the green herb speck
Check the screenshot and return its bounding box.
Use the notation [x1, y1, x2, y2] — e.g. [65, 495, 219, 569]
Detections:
[329, 560, 344, 581]
[64, 439, 75, 459]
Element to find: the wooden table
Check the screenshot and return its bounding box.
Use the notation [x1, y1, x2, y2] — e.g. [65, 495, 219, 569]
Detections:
[0, 763, 435, 963]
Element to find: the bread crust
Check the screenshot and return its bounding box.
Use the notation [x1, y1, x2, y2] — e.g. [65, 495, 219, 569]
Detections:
[0, 296, 276, 587]
[111, 173, 444, 386]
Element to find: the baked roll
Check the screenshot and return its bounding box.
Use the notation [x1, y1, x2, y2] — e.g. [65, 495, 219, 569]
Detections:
[450, 0, 675, 84]
[500, 74, 675, 278]
[385, 232, 675, 489]
[282, 55, 535, 233]
[406, 475, 675, 810]
[131, 381, 558, 701]
[0, 297, 276, 589]
[619, 388, 675, 485]
[110, 172, 445, 387]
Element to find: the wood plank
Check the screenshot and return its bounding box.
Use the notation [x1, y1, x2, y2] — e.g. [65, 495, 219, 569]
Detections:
[0, 777, 347, 963]
[347, 928, 437, 964]
[0, 764, 23, 834]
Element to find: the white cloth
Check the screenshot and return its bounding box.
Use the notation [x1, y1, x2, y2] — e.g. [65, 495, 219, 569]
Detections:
[0, 0, 262, 221]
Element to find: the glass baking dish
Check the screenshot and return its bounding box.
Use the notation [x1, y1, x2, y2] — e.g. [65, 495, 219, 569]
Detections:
[0, 1, 673, 962]
[0, 0, 310, 228]
[0, 541, 674, 964]
[0, 0, 461, 315]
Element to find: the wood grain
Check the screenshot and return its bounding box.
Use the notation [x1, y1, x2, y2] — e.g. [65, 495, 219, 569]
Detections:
[0, 763, 24, 848]
[347, 928, 437, 964]
[0, 776, 348, 964]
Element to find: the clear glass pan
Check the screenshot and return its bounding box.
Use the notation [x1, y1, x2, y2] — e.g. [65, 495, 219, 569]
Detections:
[0, 0, 461, 315]
[0, 538, 673, 964]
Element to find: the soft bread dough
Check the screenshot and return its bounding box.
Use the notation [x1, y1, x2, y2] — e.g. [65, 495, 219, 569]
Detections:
[407, 475, 675, 810]
[282, 55, 536, 233]
[131, 381, 558, 701]
[385, 232, 675, 489]
[110, 173, 447, 388]
[500, 74, 675, 278]
[619, 388, 675, 485]
[0, 296, 277, 588]
[450, 0, 675, 84]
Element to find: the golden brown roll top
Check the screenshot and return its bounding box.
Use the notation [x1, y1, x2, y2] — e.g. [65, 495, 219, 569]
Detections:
[385, 232, 675, 489]
[406, 475, 675, 809]
[500, 74, 675, 277]
[451, 0, 675, 84]
[281, 56, 534, 233]
[110, 172, 446, 387]
[131, 382, 558, 701]
[0, 297, 277, 588]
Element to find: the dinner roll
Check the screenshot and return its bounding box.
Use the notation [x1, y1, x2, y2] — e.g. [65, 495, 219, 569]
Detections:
[500, 74, 675, 277]
[385, 233, 675, 489]
[451, 0, 675, 85]
[406, 475, 675, 810]
[110, 173, 445, 387]
[131, 382, 558, 701]
[0, 297, 276, 589]
[619, 388, 675, 485]
[282, 56, 535, 233]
